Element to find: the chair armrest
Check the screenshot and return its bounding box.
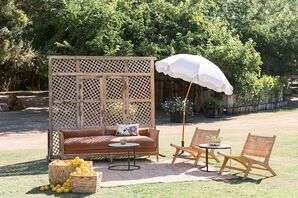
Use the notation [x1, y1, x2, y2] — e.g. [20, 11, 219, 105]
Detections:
[218, 151, 243, 159]
[170, 143, 184, 149]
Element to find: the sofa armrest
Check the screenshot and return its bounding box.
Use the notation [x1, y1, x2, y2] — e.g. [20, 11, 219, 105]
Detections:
[149, 128, 159, 143]
[59, 131, 65, 157]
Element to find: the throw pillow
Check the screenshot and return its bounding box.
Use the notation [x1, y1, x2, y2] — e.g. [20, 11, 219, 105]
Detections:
[116, 124, 139, 136]
[116, 124, 130, 136]
[128, 124, 139, 136]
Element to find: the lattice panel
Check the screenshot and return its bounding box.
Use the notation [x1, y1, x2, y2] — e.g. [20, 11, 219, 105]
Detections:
[129, 102, 152, 126]
[52, 76, 77, 100]
[49, 56, 155, 159]
[82, 79, 101, 100]
[128, 60, 151, 73]
[51, 130, 60, 156]
[106, 102, 124, 126]
[80, 59, 126, 73]
[52, 103, 78, 129]
[128, 76, 151, 99]
[52, 59, 76, 73]
[106, 78, 124, 100]
[82, 102, 101, 128]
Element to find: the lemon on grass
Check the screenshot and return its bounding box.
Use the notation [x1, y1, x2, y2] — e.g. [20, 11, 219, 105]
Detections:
[39, 186, 46, 191]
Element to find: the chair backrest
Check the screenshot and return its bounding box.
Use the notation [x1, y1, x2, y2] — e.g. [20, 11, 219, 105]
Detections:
[241, 133, 276, 162]
[190, 128, 220, 147]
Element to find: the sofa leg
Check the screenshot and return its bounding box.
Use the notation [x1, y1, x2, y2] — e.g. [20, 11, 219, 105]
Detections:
[156, 153, 159, 162]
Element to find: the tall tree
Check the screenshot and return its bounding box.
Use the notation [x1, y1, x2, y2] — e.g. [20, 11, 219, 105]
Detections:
[219, 0, 298, 75]
[0, 0, 35, 91]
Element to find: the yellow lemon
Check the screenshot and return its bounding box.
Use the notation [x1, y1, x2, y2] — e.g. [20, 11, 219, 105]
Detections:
[63, 188, 70, 193]
[50, 184, 54, 188]
[56, 184, 61, 188]
[52, 187, 56, 192]
[56, 188, 63, 193]
[45, 186, 49, 190]
[39, 186, 45, 191]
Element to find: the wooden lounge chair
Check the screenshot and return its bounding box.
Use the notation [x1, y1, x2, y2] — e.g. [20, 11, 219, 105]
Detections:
[218, 133, 277, 180]
[171, 128, 220, 166]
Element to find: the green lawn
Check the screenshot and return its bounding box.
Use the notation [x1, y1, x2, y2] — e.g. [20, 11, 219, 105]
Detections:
[1, 107, 298, 197]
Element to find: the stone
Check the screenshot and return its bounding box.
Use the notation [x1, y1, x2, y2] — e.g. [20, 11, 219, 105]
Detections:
[7, 94, 24, 111]
[0, 103, 9, 112]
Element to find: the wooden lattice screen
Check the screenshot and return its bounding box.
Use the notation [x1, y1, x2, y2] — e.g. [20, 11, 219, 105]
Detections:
[48, 56, 156, 159]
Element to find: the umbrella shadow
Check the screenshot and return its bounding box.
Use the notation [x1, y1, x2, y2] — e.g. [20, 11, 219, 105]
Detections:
[0, 159, 48, 177]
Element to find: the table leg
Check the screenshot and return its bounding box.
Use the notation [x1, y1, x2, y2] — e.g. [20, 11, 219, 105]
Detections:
[133, 148, 136, 166]
[109, 153, 113, 168]
[128, 151, 130, 171]
[206, 148, 209, 172]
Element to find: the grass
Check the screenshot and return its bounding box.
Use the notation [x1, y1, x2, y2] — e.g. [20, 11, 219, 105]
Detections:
[1, 107, 298, 197]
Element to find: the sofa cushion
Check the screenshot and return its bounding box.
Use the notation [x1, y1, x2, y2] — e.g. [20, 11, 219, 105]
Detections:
[138, 128, 149, 136]
[64, 135, 156, 152]
[106, 128, 117, 136]
[109, 136, 155, 148]
[61, 128, 105, 139]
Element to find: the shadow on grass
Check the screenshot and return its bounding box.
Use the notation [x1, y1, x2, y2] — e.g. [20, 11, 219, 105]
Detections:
[26, 187, 92, 197]
[0, 159, 48, 176]
[219, 171, 275, 185]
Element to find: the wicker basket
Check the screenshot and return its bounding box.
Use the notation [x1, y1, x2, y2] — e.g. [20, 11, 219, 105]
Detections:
[48, 160, 93, 184]
[71, 172, 102, 193]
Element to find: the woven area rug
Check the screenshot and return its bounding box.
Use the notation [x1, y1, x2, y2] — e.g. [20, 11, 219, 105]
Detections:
[93, 159, 235, 187]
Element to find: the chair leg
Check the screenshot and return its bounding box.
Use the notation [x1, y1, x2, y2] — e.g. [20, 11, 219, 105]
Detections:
[210, 153, 220, 163]
[243, 162, 252, 180]
[265, 164, 277, 176]
[219, 157, 229, 174]
[172, 149, 180, 164]
[156, 152, 159, 162]
[194, 151, 201, 166]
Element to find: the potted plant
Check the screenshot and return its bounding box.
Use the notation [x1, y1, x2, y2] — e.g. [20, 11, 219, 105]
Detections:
[162, 97, 193, 123]
[203, 98, 224, 118]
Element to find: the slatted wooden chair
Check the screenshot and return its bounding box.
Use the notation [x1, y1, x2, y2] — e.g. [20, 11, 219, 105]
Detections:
[218, 133, 277, 180]
[171, 128, 220, 166]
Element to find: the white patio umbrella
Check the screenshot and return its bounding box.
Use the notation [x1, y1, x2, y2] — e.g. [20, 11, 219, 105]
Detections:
[155, 54, 233, 148]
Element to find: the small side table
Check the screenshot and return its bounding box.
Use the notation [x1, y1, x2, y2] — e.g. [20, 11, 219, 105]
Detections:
[108, 143, 140, 171]
[198, 144, 231, 172]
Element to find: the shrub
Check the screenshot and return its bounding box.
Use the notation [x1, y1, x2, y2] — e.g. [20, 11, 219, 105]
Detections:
[162, 97, 193, 116]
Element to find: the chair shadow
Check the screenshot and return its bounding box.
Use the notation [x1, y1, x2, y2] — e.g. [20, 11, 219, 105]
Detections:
[0, 159, 48, 177]
[219, 171, 275, 184]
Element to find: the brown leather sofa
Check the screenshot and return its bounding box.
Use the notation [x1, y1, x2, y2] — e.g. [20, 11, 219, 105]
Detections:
[59, 127, 159, 161]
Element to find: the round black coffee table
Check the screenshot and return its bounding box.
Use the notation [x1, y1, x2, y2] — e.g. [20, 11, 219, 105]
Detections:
[198, 144, 231, 172]
[108, 143, 140, 171]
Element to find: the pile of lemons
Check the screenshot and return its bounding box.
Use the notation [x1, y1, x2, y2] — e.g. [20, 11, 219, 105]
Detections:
[71, 157, 97, 176]
[39, 156, 96, 193]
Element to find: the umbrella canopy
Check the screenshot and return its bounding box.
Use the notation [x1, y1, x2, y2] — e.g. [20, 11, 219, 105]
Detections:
[155, 54, 233, 149]
[155, 54, 233, 95]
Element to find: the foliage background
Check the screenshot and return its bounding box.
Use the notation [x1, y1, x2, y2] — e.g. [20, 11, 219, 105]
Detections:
[1, 0, 297, 105]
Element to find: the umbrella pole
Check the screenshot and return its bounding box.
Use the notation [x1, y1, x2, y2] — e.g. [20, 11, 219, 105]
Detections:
[182, 82, 193, 148]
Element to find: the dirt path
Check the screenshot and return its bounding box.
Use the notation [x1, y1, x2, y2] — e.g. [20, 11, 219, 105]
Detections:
[0, 92, 297, 152]
[0, 132, 46, 151]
